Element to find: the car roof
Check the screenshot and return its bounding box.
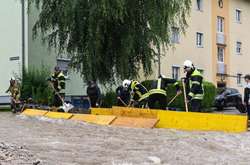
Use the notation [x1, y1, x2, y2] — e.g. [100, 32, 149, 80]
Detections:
[226, 88, 239, 93]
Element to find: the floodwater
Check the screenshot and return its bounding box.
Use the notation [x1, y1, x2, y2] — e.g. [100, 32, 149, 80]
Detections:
[1, 112, 250, 165]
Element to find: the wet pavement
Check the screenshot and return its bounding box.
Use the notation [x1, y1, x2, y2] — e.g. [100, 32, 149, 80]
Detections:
[0, 111, 250, 165]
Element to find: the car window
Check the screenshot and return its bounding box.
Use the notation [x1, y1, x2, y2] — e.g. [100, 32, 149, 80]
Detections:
[224, 89, 231, 95]
[229, 88, 239, 94]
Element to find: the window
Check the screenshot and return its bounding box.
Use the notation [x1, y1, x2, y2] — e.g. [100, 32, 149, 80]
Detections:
[57, 58, 70, 76]
[236, 41, 242, 54]
[171, 27, 180, 44]
[217, 47, 224, 63]
[237, 74, 242, 85]
[236, 9, 241, 23]
[172, 66, 180, 80]
[217, 17, 224, 33]
[196, 32, 204, 47]
[197, 0, 203, 11]
[218, 0, 223, 8]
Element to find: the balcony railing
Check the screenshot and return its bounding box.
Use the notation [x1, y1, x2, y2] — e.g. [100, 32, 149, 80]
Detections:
[216, 33, 226, 45]
[217, 63, 227, 74]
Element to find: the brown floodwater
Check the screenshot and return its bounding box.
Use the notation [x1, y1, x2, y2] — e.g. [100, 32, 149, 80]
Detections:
[0, 112, 250, 165]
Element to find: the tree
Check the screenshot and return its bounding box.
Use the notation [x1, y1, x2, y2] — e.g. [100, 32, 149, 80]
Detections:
[28, 0, 191, 84]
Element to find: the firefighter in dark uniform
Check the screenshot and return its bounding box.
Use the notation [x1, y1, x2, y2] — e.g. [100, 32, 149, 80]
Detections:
[48, 66, 66, 107]
[87, 80, 101, 107]
[183, 60, 204, 112]
[244, 74, 250, 119]
[116, 85, 130, 106]
[148, 75, 181, 110]
[122, 79, 149, 108]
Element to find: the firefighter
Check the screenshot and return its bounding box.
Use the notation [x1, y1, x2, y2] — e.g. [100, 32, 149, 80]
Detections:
[183, 60, 204, 112]
[148, 75, 181, 110]
[116, 85, 130, 107]
[122, 79, 149, 108]
[5, 77, 21, 113]
[48, 66, 66, 107]
[87, 80, 101, 107]
[244, 74, 250, 119]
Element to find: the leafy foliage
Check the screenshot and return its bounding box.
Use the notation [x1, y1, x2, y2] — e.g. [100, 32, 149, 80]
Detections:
[27, 0, 191, 83]
[21, 67, 53, 105]
[101, 91, 117, 108]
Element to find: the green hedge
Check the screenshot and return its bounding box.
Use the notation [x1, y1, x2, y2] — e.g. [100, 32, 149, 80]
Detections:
[101, 80, 216, 111]
[101, 91, 117, 108]
[21, 67, 53, 105]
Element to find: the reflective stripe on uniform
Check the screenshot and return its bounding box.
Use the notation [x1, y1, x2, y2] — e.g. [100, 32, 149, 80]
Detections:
[135, 90, 142, 98]
[131, 81, 139, 90]
[193, 94, 204, 100]
[138, 92, 150, 102]
[188, 92, 194, 97]
[149, 89, 167, 96]
[192, 81, 201, 85]
[157, 78, 162, 89]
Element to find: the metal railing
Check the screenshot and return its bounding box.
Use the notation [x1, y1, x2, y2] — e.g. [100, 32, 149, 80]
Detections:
[217, 63, 227, 74]
[216, 33, 226, 45]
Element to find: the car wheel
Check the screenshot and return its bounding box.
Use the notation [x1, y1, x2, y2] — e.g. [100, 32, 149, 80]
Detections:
[215, 105, 224, 111]
[216, 100, 225, 111]
[236, 104, 246, 113]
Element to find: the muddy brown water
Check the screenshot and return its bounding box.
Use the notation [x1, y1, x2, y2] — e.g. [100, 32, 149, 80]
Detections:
[1, 112, 250, 165]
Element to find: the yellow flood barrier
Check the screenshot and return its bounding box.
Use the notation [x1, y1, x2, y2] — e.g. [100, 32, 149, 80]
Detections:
[112, 106, 158, 118]
[91, 108, 113, 116]
[92, 107, 158, 118]
[111, 117, 159, 128]
[70, 114, 117, 125]
[156, 110, 248, 133]
[21, 109, 48, 116]
[21, 108, 247, 132]
[45, 112, 73, 119]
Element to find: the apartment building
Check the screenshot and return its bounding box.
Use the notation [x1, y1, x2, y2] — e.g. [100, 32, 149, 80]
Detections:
[157, 0, 250, 94]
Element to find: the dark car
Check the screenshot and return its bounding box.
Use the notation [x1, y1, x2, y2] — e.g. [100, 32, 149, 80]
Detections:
[214, 88, 246, 113]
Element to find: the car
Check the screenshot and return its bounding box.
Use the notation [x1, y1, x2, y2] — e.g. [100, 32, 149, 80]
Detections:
[214, 87, 246, 113]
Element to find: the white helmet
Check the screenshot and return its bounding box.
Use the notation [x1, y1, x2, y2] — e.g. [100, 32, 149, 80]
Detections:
[183, 60, 193, 68]
[122, 79, 131, 88]
[10, 77, 16, 81]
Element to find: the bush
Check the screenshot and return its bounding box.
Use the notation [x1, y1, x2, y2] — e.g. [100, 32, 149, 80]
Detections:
[101, 91, 117, 108]
[21, 67, 53, 105]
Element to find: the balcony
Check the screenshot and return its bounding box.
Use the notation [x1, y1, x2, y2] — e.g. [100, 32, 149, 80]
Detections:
[217, 63, 227, 74]
[216, 33, 226, 45]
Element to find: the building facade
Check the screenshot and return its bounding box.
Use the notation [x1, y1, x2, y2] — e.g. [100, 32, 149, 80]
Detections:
[157, 0, 250, 94]
[0, 0, 26, 97]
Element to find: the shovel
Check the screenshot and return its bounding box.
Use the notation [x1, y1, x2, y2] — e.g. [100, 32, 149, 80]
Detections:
[181, 78, 189, 112]
[167, 92, 182, 106]
[49, 82, 74, 113]
[118, 97, 128, 107]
